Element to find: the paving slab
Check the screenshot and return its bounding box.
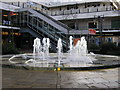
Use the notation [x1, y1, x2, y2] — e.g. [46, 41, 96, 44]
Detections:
[2, 67, 119, 88]
[87, 83, 109, 88]
[103, 81, 119, 88]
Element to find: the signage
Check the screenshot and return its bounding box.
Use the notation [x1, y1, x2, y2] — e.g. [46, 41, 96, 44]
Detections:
[89, 29, 96, 35]
[10, 12, 18, 16]
[3, 20, 11, 25]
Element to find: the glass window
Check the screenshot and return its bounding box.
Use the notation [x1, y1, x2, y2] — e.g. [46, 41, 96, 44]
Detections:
[88, 22, 97, 28]
[67, 23, 75, 29]
[111, 20, 120, 29]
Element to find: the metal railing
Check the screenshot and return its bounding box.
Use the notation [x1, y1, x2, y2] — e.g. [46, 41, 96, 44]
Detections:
[77, 25, 120, 31]
[6, 1, 115, 17]
[43, 6, 114, 16]
[19, 10, 68, 50]
[28, 18, 67, 47]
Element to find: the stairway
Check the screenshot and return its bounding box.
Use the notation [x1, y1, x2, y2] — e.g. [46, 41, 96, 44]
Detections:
[16, 8, 70, 52]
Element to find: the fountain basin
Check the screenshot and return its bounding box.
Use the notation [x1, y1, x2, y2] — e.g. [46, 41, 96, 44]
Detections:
[2, 53, 120, 71]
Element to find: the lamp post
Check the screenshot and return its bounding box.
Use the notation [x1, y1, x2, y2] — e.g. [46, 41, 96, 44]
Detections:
[66, 28, 70, 51]
[94, 15, 104, 45]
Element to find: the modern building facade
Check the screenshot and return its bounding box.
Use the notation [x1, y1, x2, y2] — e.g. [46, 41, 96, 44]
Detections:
[0, 2, 21, 48]
[43, 0, 120, 46]
[1, 0, 120, 52]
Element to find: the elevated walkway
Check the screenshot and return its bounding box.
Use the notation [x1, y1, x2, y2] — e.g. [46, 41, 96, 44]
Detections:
[110, 0, 120, 10]
[16, 8, 70, 33]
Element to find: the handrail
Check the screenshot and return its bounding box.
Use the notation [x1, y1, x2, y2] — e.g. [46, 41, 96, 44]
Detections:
[34, 9, 71, 31]
[16, 8, 71, 33]
[33, 16, 67, 40]
[17, 8, 68, 48]
[27, 14, 67, 40]
[27, 24, 60, 51]
[47, 6, 114, 16]
[27, 21, 67, 47]
[26, 13, 67, 45]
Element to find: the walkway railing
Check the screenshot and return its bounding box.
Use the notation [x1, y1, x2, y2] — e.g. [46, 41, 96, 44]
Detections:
[16, 8, 68, 51]
[43, 6, 114, 16]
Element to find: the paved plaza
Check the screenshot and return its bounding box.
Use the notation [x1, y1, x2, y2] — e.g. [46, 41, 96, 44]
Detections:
[2, 67, 120, 89]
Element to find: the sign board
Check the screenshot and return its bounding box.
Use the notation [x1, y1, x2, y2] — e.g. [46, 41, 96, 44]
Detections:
[89, 29, 96, 35]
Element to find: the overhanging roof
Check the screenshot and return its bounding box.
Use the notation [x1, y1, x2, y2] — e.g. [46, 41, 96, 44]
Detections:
[0, 25, 20, 29]
[41, 0, 111, 8]
[0, 1, 19, 11]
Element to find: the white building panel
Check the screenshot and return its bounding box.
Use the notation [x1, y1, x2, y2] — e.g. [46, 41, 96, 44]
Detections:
[0, 2, 19, 11]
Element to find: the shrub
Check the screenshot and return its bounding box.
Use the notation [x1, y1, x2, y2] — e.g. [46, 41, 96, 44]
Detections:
[100, 42, 120, 55]
[2, 43, 19, 55]
[87, 43, 100, 51]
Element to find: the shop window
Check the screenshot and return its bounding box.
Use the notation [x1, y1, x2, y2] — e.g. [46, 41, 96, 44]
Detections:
[107, 37, 112, 42]
[67, 23, 75, 29]
[111, 20, 120, 29]
[88, 22, 97, 29]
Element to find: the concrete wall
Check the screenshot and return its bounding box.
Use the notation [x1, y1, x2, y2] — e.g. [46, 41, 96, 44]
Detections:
[60, 17, 113, 30]
[102, 18, 111, 29]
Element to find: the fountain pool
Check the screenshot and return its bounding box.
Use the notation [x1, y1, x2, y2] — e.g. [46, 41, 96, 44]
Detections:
[7, 36, 120, 69]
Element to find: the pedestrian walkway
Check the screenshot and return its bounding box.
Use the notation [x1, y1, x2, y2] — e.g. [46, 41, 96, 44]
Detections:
[2, 68, 119, 88]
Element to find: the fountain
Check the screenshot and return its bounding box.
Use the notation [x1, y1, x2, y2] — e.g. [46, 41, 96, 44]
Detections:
[42, 37, 46, 60]
[66, 36, 95, 67]
[46, 38, 50, 58]
[8, 36, 119, 69]
[26, 36, 96, 67]
[24, 37, 50, 67]
[33, 37, 42, 60]
[8, 36, 97, 67]
[69, 36, 73, 55]
[57, 38, 63, 67]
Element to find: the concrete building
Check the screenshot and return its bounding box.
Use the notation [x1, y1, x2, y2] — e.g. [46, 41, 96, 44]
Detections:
[1, 0, 120, 52]
[41, 0, 120, 46]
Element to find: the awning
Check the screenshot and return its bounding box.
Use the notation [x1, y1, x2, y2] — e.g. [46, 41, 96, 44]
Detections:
[0, 25, 20, 30]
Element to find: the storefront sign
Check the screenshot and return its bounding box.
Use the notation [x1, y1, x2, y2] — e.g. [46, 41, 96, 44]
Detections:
[89, 29, 96, 35]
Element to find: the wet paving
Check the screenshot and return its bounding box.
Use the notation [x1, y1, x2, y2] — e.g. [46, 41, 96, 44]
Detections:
[2, 67, 120, 88]
[1, 54, 120, 88]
